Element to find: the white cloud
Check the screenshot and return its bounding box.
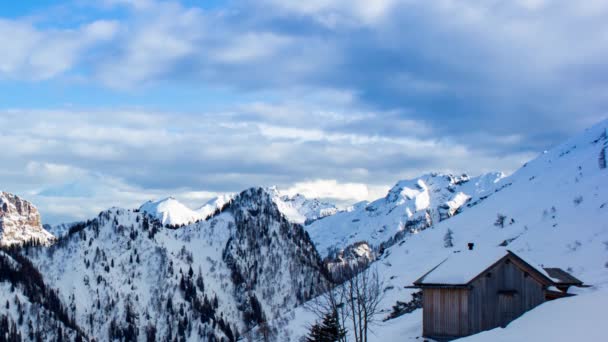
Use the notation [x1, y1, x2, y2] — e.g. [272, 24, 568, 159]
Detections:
[0, 105, 538, 224]
[211, 32, 292, 64]
[0, 19, 118, 80]
[260, 0, 396, 27]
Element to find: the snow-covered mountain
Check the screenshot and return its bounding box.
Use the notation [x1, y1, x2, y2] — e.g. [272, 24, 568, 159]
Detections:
[196, 193, 235, 219]
[266, 187, 339, 225]
[0, 192, 54, 247]
[284, 120, 608, 341]
[21, 188, 327, 341]
[305, 172, 504, 257]
[139, 197, 203, 226]
[139, 191, 338, 228]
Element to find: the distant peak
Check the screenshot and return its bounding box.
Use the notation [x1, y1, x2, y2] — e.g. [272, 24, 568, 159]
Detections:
[139, 196, 200, 226]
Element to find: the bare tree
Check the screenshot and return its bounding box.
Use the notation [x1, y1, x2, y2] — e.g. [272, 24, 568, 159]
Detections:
[342, 264, 383, 342]
[306, 262, 383, 342]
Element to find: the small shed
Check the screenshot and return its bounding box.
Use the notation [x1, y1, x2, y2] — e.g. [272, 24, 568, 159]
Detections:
[412, 249, 583, 340]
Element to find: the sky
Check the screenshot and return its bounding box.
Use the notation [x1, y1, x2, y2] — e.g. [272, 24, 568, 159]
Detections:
[1, 0, 607, 224]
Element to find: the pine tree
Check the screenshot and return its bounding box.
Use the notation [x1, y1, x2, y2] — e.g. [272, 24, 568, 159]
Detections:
[306, 312, 345, 342]
[444, 228, 454, 248]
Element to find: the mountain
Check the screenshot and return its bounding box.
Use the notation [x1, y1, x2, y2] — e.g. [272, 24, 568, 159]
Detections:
[284, 120, 608, 340]
[0, 192, 54, 247]
[139, 197, 203, 226]
[266, 188, 339, 225]
[196, 194, 235, 219]
[305, 172, 504, 257]
[23, 187, 327, 341]
[140, 191, 338, 228]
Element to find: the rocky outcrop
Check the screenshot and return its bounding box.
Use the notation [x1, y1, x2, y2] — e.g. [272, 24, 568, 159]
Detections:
[0, 192, 54, 246]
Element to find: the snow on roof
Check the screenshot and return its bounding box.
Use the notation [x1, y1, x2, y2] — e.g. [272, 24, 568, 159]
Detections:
[416, 248, 510, 285]
[415, 248, 553, 285]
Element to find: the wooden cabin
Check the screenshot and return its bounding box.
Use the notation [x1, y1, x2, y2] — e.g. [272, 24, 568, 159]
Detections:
[412, 249, 583, 340]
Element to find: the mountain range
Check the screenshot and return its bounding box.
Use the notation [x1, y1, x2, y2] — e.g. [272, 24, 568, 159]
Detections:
[1, 119, 607, 341]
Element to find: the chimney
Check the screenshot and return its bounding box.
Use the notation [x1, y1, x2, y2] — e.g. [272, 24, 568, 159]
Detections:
[468, 243, 474, 250]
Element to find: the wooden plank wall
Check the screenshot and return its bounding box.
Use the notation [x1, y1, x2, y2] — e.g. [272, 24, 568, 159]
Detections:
[467, 256, 545, 335]
[423, 288, 469, 338]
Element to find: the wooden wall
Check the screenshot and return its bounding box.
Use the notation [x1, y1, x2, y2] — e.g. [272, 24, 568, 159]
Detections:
[422, 288, 469, 338]
[467, 256, 545, 335]
[422, 256, 547, 339]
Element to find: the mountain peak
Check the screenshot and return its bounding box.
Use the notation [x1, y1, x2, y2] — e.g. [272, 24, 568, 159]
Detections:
[139, 196, 202, 226]
[263, 187, 339, 225]
[0, 191, 55, 246]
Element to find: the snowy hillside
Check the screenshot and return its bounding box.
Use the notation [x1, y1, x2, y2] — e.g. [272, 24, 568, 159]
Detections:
[285, 120, 608, 341]
[305, 172, 504, 257]
[0, 250, 86, 341]
[24, 188, 327, 341]
[139, 197, 203, 226]
[0, 192, 55, 247]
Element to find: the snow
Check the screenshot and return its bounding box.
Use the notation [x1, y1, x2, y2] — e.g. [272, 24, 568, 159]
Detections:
[139, 190, 337, 227]
[196, 193, 235, 218]
[415, 248, 557, 285]
[416, 248, 510, 284]
[139, 196, 203, 225]
[267, 187, 339, 225]
[304, 172, 505, 257]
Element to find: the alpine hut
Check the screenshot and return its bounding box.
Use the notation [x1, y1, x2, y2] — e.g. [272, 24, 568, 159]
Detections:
[412, 248, 584, 340]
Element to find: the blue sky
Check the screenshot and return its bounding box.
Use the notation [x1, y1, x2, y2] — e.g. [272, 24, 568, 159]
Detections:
[1, 0, 607, 223]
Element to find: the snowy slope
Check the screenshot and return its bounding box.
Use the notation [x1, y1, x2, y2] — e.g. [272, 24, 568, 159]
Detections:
[139, 197, 203, 226]
[0, 250, 85, 340]
[305, 172, 504, 256]
[0, 191, 55, 246]
[286, 119, 608, 341]
[26, 188, 327, 341]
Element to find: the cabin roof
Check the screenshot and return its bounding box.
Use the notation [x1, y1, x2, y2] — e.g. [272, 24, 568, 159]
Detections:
[413, 248, 555, 286]
[543, 267, 583, 285]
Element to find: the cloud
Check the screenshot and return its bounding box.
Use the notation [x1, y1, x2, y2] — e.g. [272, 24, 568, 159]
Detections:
[3, 0, 604, 142]
[0, 104, 538, 224]
[0, 19, 118, 80]
[0, 0, 604, 223]
[74, 0, 608, 145]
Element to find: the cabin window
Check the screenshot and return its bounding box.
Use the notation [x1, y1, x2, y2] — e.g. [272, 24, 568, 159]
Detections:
[486, 272, 492, 278]
[524, 272, 529, 278]
[505, 259, 511, 264]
